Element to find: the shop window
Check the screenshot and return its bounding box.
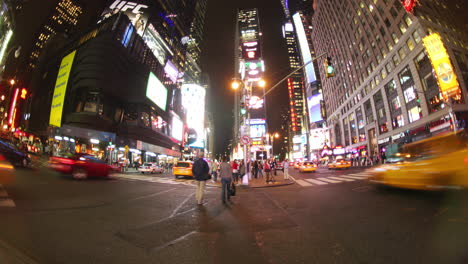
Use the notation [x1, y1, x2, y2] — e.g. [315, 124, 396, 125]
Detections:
[391, 96, 401, 111]
[403, 86, 417, 103]
[392, 115, 405, 128]
[379, 122, 389, 133]
[408, 106, 422, 122]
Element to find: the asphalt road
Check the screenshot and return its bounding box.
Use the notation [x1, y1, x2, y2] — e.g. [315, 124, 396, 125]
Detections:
[1, 166, 467, 264]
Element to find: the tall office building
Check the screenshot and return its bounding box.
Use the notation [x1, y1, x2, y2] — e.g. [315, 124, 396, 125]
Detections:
[312, 0, 468, 159]
[28, 0, 84, 69]
[233, 8, 267, 159]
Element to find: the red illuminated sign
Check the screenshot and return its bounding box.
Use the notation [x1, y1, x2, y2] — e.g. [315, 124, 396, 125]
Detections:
[401, 0, 416, 13]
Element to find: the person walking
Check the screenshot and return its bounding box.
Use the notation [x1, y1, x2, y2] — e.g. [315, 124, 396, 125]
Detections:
[219, 157, 234, 204]
[264, 161, 271, 183]
[211, 160, 219, 182]
[231, 159, 239, 183]
[192, 152, 210, 205]
[283, 159, 290, 180]
[253, 160, 259, 179]
[239, 160, 246, 182]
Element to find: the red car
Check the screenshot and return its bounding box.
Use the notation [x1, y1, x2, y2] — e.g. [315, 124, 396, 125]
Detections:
[49, 153, 113, 179]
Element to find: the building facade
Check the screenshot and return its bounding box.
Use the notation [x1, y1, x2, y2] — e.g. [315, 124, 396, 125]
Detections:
[312, 0, 468, 160]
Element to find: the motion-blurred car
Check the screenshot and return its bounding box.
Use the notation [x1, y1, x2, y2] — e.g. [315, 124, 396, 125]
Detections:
[299, 161, 317, 172]
[173, 161, 193, 178]
[328, 159, 351, 169]
[0, 138, 31, 167]
[138, 163, 164, 174]
[293, 162, 302, 169]
[49, 153, 113, 179]
[367, 131, 468, 190]
[0, 154, 14, 184]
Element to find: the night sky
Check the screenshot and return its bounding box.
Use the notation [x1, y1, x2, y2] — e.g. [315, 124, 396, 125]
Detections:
[201, 0, 290, 156]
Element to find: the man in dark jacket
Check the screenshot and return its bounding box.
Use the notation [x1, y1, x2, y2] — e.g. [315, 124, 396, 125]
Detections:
[192, 151, 210, 205]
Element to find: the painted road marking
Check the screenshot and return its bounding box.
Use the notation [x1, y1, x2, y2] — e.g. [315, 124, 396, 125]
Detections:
[348, 173, 369, 177]
[317, 177, 342, 183]
[328, 176, 354, 182]
[296, 180, 313, 186]
[305, 179, 328, 185]
[341, 175, 366, 180]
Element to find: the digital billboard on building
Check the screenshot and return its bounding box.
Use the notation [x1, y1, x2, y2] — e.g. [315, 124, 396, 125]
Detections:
[182, 84, 206, 149]
[146, 72, 168, 111]
[293, 13, 316, 84]
[101, 0, 150, 36]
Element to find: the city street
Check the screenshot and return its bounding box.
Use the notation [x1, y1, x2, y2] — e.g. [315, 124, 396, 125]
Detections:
[1, 167, 467, 264]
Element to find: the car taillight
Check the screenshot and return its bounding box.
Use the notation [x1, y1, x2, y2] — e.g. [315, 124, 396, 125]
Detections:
[465, 156, 468, 164]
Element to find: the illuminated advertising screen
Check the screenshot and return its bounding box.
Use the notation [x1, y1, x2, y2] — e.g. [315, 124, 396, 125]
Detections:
[309, 128, 330, 150]
[146, 72, 168, 111]
[423, 33, 460, 98]
[293, 13, 316, 84]
[101, 0, 150, 36]
[50, 50, 76, 127]
[242, 41, 261, 60]
[164, 60, 179, 83]
[143, 24, 172, 65]
[250, 124, 265, 138]
[307, 93, 323, 123]
[249, 119, 266, 125]
[244, 60, 265, 81]
[171, 115, 183, 142]
[182, 84, 206, 149]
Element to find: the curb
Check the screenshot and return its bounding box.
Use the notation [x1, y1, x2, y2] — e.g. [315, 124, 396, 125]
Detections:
[0, 239, 39, 264]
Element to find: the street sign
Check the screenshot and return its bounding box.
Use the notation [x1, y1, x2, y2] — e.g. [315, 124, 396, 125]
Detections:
[241, 135, 251, 145]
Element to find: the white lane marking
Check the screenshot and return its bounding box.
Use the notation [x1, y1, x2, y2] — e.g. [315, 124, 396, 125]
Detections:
[348, 173, 370, 177]
[170, 193, 194, 218]
[305, 178, 328, 185]
[317, 177, 343, 183]
[341, 176, 367, 180]
[328, 176, 354, 182]
[296, 180, 313, 186]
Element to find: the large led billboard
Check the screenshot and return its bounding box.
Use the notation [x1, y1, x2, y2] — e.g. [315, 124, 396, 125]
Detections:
[50, 51, 76, 127]
[164, 60, 179, 83]
[293, 13, 316, 84]
[171, 115, 183, 142]
[182, 84, 206, 149]
[250, 124, 266, 138]
[146, 72, 168, 111]
[142, 23, 172, 65]
[307, 93, 323, 123]
[101, 0, 150, 36]
[242, 41, 261, 60]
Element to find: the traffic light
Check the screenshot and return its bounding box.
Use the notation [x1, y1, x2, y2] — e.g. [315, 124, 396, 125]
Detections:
[240, 102, 247, 115]
[324, 57, 335, 78]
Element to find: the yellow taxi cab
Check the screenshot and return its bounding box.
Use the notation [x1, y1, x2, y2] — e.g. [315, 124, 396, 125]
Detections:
[328, 159, 351, 169]
[173, 161, 193, 178]
[299, 161, 317, 172]
[367, 131, 468, 190]
[293, 162, 302, 169]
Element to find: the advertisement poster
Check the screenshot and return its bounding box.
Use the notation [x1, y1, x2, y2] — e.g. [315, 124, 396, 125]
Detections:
[101, 0, 150, 36]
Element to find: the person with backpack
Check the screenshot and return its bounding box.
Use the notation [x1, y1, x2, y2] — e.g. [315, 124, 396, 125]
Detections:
[192, 151, 210, 205]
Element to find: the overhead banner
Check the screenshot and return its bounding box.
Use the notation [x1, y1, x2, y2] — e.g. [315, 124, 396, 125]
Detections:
[49, 50, 76, 127]
[422, 33, 460, 98]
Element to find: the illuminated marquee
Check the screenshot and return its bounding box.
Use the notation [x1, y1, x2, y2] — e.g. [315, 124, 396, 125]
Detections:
[423, 33, 460, 98]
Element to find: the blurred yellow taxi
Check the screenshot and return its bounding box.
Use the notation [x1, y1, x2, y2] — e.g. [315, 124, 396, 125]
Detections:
[299, 161, 317, 172]
[367, 131, 468, 190]
[293, 162, 302, 169]
[173, 161, 193, 178]
[328, 159, 351, 169]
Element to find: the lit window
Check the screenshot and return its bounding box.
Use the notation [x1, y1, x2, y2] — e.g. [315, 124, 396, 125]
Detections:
[408, 106, 422, 122]
[398, 47, 406, 59]
[406, 38, 415, 51]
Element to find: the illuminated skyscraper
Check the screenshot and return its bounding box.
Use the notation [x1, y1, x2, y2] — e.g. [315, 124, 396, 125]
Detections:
[28, 0, 83, 69]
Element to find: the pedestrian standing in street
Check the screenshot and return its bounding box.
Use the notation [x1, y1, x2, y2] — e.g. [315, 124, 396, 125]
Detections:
[192, 152, 210, 205]
[258, 160, 264, 179]
[264, 161, 271, 183]
[253, 160, 259, 179]
[211, 159, 219, 182]
[239, 160, 246, 182]
[219, 157, 233, 204]
[283, 159, 290, 180]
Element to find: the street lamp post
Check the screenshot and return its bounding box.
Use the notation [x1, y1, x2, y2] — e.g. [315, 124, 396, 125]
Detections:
[267, 132, 279, 159]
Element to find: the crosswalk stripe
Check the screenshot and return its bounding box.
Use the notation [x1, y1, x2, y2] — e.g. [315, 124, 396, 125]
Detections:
[348, 173, 370, 177]
[304, 178, 328, 185]
[328, 176, 354, 182]
[296, 180, 313, 186]
[341, 175, 366, 180]
[317, 177, 342, 183]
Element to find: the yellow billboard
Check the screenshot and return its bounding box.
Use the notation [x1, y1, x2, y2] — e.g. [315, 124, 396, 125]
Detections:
[422, 33, 460, 97]
[49, 50, 76, 127]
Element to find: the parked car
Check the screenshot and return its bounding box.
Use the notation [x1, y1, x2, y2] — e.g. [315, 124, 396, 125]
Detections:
[0, 138, 31, 167]
[138, 163, 164, 174]
[49, 153, 113, 179]
[173, 161, 193, 178]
